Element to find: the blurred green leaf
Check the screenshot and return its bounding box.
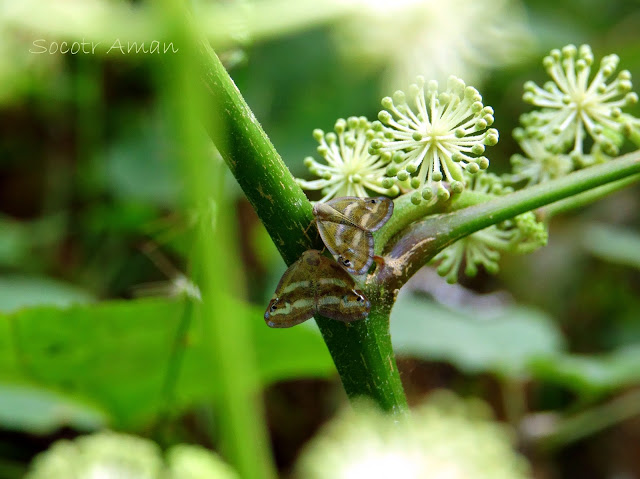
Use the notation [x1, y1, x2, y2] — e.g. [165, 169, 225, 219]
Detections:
[582, 223, 640, 270]
[105, 113, 180, 206]
[530, 345, 640, 395]
[253, 321, 333, 384]
[83, 202, 161, 235]
[0, 298, 333, 430]
[390, 295, 565, 377]
[0, 215, 65, 268]
[0, 219, 27, 267]
[0, 276, 94, 313]
[0, 384, 107, 434]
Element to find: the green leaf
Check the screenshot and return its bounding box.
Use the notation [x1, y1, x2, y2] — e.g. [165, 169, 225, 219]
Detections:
[0, 215, 65, 268]
[581, 223, 640, 270]
[390, 296, 565, 377]
[0, 297, 333, 430]
[0, 218, 28, 267]
[105, 112, 180, 206]
[0, 384, 107, 434]
[530, 345, 640, 395]
[0, 276, 94, 313]
[252, 321, 335, 384]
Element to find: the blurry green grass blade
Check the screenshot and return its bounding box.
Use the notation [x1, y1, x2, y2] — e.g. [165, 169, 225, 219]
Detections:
[159, 0, 276, 474]
[0, 383, 107, 434]
[0, 298, 333, 430]
[530, 345, 640, 395]
[0, 276, 94, 313]
[582, 223, 640, 270]
[390, 296, 565, 377]
[541, 389, 640, 450]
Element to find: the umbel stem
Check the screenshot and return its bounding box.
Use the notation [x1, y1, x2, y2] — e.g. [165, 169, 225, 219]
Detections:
[375, 151, 640, 290]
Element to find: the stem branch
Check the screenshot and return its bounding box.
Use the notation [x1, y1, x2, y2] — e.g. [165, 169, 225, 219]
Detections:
[376, 151, 640, 289]
[187, 8, 408, 413]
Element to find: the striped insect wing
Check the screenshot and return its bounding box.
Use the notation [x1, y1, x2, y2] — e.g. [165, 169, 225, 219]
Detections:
[264, 250, 370, 327]
[314, 220, 371, 274]
[313, 196, 394, 275]
[355, 197, 394, 231]
[264, 252, 317, 328]
[315, 254, 370, 321]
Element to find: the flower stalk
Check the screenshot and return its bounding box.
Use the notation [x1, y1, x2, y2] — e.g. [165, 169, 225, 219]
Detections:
[374, 150, 640, 289]
[188, 9, 408, 413]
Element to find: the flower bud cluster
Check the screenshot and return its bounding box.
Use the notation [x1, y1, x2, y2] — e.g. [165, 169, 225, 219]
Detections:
[512, 44, 638, 184]
[297, 116, 399, 201]
[370, 76, 498, 203]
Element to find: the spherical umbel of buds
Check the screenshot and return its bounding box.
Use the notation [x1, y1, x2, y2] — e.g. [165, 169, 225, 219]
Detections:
[522, 44, 638, 157]
[296, 116, 399, 202]
[370, 76, 498, 203]
[509, 127, 573, 186]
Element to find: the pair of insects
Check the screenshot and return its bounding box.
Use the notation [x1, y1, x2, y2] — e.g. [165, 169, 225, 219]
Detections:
[265, 196, 394, 328]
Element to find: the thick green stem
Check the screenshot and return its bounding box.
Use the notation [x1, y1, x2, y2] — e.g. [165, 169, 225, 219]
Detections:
[186, 11, 407, 413]
[321, 298, 408, 414]
[195, 32, 313, 263]
[376, 151, 640, 289]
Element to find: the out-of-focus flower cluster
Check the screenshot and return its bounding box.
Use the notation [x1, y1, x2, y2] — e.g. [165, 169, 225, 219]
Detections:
[295, 390, 531, 479]
[25, 431, 239, 479]
[333, 0, 533, 90]
[511, 44, 638, 185]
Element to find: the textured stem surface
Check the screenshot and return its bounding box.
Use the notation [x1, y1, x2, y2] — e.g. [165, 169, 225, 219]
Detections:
[189, 12, 407, 413]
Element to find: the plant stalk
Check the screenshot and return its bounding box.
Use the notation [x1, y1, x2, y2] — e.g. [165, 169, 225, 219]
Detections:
[376, 151, 640, 289]
[185, 8, 408, 413]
